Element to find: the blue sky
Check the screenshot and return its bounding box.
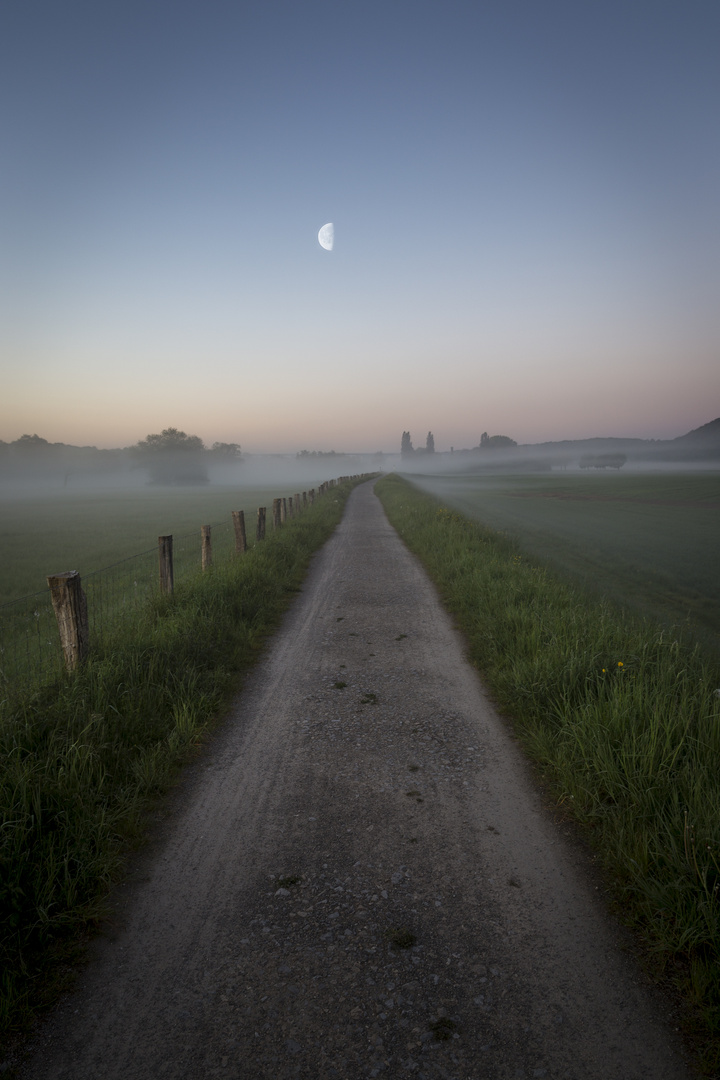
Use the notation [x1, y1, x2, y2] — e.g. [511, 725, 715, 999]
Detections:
[1, 0, 718, 452]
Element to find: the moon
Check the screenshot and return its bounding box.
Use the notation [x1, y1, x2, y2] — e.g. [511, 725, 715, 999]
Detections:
[318, 222, 334, 251]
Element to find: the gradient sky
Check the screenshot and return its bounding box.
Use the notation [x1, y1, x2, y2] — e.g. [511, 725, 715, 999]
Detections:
[1, 0, 718, 453]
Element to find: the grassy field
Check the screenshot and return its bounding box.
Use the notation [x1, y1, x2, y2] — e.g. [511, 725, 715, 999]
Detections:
[407, 470, 720, 655]
[0, 482, 330, 696]
[0, 478, 364, 1039]
[376, 474, 720, 1073]
[0, 483, 325, 604]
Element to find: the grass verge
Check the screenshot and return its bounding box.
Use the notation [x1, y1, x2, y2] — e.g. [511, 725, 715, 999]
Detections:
[407, 469, 720, 655]
[0, 479, 363, 1040]
[376, 474, 720, 1073]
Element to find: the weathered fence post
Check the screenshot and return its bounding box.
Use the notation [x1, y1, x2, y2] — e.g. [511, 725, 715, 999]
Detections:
[309, 488, 315, 504]
[287, 496, 294, 519]
[281, 497, 287, 524]
[256, 507, 266, 540]
[232, 510, 247, 554]
[158, 535, 174, 595]
[302, 491, 308, 508]
[272, 498, 282, 529]
[47, 571, 88, 672]
[294, 493, 301, 514]
[201, 525, 212, 569]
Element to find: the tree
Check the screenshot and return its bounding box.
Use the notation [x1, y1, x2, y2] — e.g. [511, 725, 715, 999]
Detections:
[426, 432, 435, 453]
[401, 431, 414, 457]
[479, 433, 517, 449]
[579, 453, 626, 470]
[210, 442, 242, 460]
[131, 427, 208, 485]
[13, 434, 51, 455]
[10, 434, 58, 477]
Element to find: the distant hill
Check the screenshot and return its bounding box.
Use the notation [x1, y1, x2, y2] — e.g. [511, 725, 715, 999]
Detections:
[519, 418, 720, 464]
[673, 417, 720, 444]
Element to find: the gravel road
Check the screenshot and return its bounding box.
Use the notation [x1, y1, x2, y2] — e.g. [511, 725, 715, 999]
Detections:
[16, 479, 695, 1079]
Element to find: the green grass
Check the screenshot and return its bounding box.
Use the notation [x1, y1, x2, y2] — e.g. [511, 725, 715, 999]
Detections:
[376, 474, 720, 1072]
[0, 484, 326, 696]
[0, 478, 364, 1039]
[0, 483, 322, 604]
[407, 470, 720, 655]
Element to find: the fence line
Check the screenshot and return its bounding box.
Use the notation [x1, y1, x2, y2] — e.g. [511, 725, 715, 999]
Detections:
[0, 588, 63, 692]
[0, 476, 367, 699]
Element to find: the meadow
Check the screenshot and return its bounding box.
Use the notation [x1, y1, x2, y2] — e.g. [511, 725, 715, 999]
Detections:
[0, 482, 324, 604]
[376, 473, 720, 1072]
[0, 477, 364, 1038]
[407, 469, 720, 656]
[0, 481, 329, 696]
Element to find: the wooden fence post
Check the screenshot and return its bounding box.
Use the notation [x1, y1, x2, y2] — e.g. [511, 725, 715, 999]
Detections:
[232, 510, 247, 553]
[281, 497, 287, 523]
[47, 571, 88, 672]
[201, 525, 212, 569]
[256, 507, 266, 540]
[287, 496, 294, 519]
[294, 493, 301, 514]
[302, 491, 307, 508]
[158, 535, 174, 594]
[272, 498, 282, 529]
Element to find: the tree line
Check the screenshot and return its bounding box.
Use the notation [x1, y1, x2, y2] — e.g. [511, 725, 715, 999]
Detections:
[0, 429, 242, 486]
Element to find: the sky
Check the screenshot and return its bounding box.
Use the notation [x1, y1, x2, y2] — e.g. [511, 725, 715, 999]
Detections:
[1, 0, 718, 454]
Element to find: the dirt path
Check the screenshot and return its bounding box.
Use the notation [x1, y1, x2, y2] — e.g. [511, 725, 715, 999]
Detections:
[17, 480, 694, 1079]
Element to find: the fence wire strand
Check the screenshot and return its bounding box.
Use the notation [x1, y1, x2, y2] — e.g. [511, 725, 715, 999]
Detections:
[0, 589, 63, 693]
[1, 517, 246, 697]
[0, 481, 346, 701]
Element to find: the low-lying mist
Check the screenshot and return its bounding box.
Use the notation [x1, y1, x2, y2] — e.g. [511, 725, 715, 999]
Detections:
[0, 453, 379, 501]
[1, 416, 718, 499]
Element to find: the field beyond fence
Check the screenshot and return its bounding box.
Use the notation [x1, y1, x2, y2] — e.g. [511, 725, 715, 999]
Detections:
[0, 479, 359, 699]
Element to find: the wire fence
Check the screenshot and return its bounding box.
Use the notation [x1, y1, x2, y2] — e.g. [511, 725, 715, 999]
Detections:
[0, 589, 63, 693]
[1, 516, 240, 699]
[0, 477, 363, 703]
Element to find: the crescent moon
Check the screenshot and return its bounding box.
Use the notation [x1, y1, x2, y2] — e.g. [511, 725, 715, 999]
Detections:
[318, 222, 334, 251]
